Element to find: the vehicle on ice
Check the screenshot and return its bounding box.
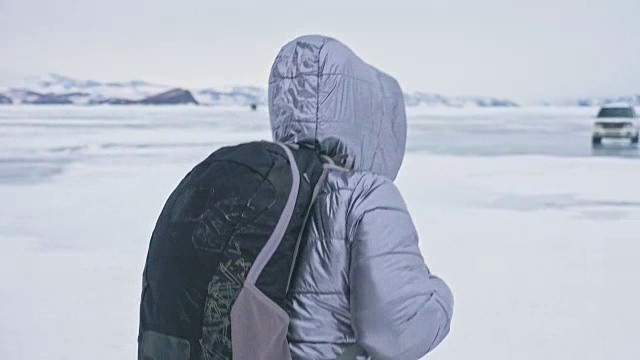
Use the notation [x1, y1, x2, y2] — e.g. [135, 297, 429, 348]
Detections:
[592, 105, 639, 146]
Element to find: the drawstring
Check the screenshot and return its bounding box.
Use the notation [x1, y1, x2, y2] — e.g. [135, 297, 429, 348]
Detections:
[320, 154, 335, 165]
[331, 153, 354, 170]
[281, 141, 353, 170]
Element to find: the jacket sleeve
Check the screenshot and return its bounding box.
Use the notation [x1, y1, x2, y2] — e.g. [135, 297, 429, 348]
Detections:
[348, 178, 453, 360]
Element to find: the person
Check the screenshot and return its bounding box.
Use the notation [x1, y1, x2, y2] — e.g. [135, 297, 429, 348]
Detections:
[269, 35, 454, 359]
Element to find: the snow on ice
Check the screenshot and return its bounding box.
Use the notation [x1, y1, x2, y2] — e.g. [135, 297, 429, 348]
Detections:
[0, 106, 639, 359]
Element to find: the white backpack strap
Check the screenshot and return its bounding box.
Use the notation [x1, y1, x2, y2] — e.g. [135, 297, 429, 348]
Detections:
[245, 142, 301, 285]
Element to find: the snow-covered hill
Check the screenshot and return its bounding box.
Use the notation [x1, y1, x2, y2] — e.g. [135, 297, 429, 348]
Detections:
[6, 73, 635, 108]
[2, 74, 170, 104]
[539, 95, 640, 107]
[404, 92, 519, 107]
[0, 73, 525, 107]
[0, 74, 264, 106]
[194, 86, 266, 106]
[0, 94, 12, 104]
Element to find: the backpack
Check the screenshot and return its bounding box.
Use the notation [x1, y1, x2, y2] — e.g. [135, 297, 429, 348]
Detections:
[138, 141, 328, 360]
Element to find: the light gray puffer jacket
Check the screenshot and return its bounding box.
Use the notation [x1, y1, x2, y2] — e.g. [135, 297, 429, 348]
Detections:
[269, 35, 453, 360]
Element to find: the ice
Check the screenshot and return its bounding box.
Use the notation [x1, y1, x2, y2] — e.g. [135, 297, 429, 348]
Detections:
[1, 106, 639, 359]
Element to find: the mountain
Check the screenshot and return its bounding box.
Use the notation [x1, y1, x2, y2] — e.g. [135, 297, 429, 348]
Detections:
[140, 89, 198, 105]
[194, 86, 265, 106]
[539, 95, 640, 107]
[453, 96, 519, 107]
[90, 98, 137, 105]
[3, 73, 638, 109]
[404, 92, 519, 107]
[403, 92, 451, 107]
[0, 74, 256, 106]
[0, 73, 523, 108]
[5, 88, 93, 105]
[0, 94, 12, 104]
[3, 74, 170, 104]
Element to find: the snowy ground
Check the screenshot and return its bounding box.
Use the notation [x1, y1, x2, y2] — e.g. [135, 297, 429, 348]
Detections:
[1, 106, 639, 359]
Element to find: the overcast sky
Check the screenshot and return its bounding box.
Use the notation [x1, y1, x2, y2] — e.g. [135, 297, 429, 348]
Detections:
[1, 0, 639, 101]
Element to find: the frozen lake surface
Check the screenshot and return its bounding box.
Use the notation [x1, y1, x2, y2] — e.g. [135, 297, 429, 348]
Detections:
[0, 106, 639, 359]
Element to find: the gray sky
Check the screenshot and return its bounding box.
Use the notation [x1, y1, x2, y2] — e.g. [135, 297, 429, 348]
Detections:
[1, 0, 639, 101]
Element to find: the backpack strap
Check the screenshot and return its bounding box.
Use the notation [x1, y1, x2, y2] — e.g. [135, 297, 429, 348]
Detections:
[259, 142, 360, 359]
[245, 142, 301, 285]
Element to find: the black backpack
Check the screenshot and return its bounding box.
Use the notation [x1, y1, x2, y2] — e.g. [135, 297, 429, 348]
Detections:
[138, 141, 326, 360]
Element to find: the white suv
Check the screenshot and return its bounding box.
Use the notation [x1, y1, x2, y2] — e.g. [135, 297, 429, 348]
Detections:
[592, 105, 639, 146]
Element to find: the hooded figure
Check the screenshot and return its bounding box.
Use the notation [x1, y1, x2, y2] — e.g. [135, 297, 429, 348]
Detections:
[270, 35, 454, 359]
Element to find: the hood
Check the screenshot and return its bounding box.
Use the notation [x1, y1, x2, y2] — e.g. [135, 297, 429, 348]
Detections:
[268, 35, 407, 180]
